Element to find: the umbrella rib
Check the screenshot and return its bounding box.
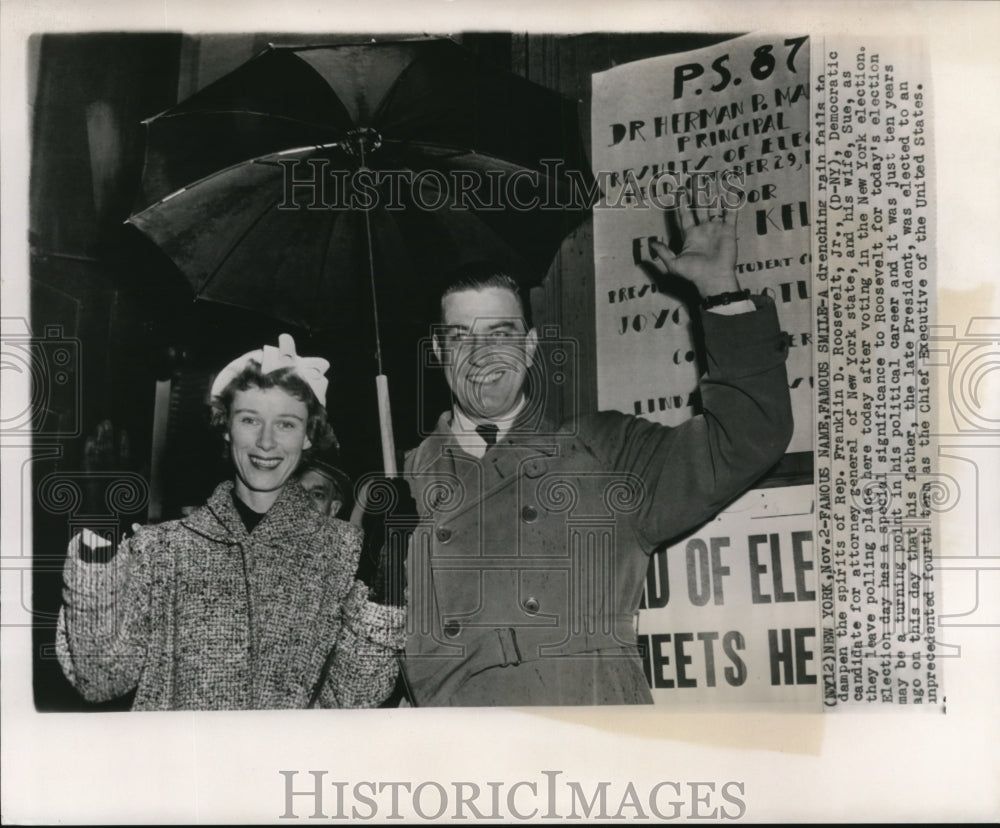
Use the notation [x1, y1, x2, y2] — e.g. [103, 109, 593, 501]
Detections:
[369, 38, 460, 126]
[148, 108, 349, 135]
[281, 37, 442, 54]
[141, 149, 329, 208]
[388, 139, 556, 176]
[196, 185, 291, 301]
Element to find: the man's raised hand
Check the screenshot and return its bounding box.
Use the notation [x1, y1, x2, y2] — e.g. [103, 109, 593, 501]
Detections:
[648, 187, 740, 298]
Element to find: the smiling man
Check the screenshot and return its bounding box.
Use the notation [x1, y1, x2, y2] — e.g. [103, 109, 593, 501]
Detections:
[433, 278, 539, 449]
[400, 196, 794, 707]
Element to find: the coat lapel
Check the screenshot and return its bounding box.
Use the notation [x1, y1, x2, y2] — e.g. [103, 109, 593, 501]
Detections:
[180, 479, 324, 546]
[180, 481, 244, 543]
[408, 407, 567, 524]
[250, 481, 324, 549]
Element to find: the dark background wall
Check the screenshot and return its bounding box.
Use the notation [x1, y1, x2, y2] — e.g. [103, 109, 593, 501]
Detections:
[29, 30, 736, 710]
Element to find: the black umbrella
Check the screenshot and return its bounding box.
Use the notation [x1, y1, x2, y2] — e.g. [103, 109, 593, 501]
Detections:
[126, 38, 594, 473]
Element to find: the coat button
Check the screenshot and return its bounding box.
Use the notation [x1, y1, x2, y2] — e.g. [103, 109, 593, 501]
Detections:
[443, 620, 462, 638]
[522, 596, 540, 615]
[436, 527, 452, 543]
[521, 505, 538, 523]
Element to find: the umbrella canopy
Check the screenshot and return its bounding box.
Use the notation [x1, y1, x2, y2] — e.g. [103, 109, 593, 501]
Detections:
[128, 144, 583, 333]
[127, 38, 595, 333]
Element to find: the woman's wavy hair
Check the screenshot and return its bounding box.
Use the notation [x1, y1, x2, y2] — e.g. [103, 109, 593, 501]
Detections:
[209, 362, 338, 462]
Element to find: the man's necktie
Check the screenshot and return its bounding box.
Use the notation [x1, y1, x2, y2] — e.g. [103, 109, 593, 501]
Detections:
[475, 423, 499, 449]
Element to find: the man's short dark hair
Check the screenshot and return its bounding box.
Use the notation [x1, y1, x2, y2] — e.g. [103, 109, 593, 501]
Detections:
[438, 268, 533, 328]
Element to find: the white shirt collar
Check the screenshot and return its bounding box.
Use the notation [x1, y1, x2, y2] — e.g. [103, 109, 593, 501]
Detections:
[450, 397, 527, 458]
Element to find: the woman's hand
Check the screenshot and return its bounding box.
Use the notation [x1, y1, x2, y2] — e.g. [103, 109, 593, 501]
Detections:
[353, 476, 418, 606]
[72, 524, 140, 563]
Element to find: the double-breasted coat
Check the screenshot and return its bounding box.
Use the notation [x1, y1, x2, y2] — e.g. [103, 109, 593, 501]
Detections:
[57, 480, 405, 710]
[401, 298, 794, 706]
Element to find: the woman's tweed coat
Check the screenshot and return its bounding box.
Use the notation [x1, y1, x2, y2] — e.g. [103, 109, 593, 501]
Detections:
[57, 480, 405, 710]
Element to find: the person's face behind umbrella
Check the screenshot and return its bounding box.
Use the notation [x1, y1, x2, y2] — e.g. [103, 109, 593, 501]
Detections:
[298, 468, 343, 517]
[226, 385, 312, 512]
[435, 286, 538, 422]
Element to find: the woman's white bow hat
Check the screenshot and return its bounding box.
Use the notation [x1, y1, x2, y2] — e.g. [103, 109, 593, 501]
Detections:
[209, 333, 330, 405]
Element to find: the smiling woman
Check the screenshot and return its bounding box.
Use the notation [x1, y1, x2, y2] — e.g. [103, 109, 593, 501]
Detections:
[210, 356, 329, 514]
[55, 335, 406, 711]
[228, 390, 311, 501]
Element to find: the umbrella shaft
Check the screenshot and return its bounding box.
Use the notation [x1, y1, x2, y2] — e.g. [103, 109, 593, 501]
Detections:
[376, 374, 397, 477]
[360, 165, 385, 377]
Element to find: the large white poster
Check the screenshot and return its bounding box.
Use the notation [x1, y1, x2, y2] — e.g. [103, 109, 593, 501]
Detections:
[592, 33, 813, 453]
[592, 34, 820, 709]
[638, 485, 820, 708]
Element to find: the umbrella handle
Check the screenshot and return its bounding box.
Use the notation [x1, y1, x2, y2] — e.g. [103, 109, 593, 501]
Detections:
[376, 374, 398, 477]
